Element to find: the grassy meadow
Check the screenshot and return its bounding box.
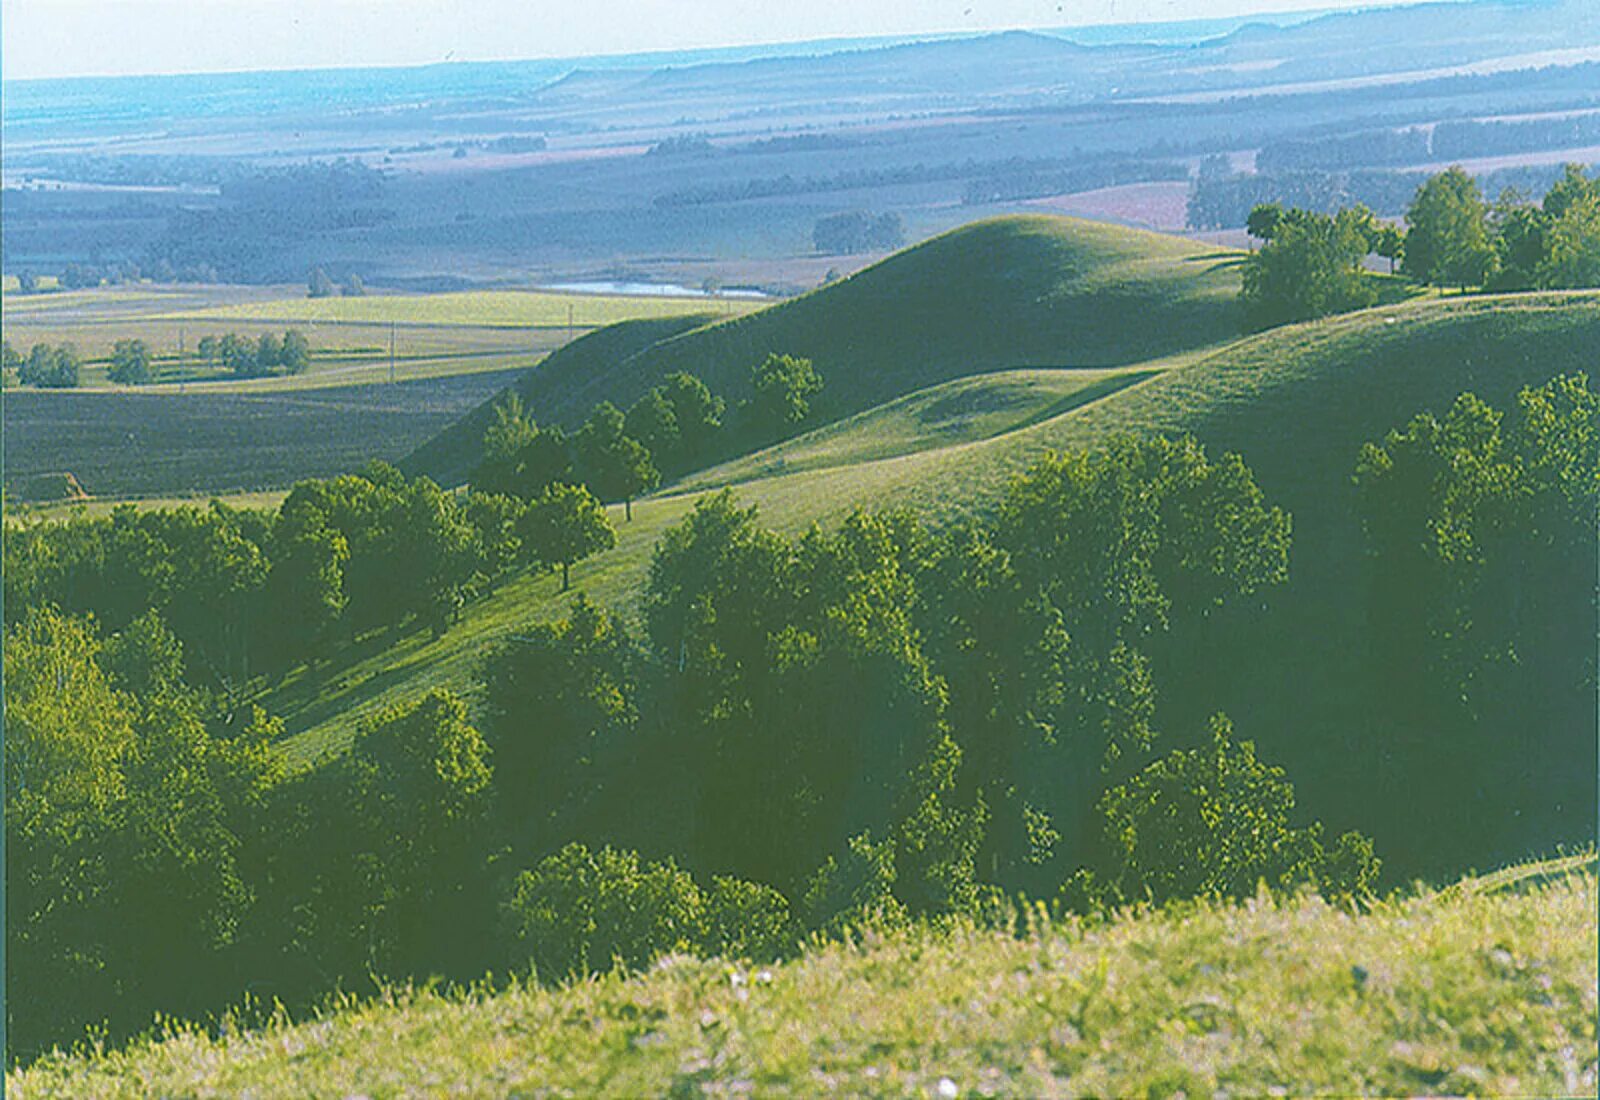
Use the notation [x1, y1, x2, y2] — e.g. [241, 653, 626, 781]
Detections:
[11, 855, 1594, 1098]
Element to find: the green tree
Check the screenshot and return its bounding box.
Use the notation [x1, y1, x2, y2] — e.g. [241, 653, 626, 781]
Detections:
[219, 333, 254, 376]
[1373, 223, 1405, 274]
[575, 401, 659, 520]
[500, 844, 704, 980]
[109, 338, 154, 385]
[664, 371, 726, 465]
[1245, 201, 1284, 246]
[1240, 207, 1377, 330]
[1489, 188, 1548, 290]
[1, 339, 21, 376]
[253, 332, 282, 375]
[625, 386, 681, 470]
[483, 595, 638, 826]
[749, 353, 823, 437]
[1537, 183, 1600, 289]
[279, 329, 311, 374]
[1403, 166, 1498, 289]
[523, 482, 616, 591]
[1070, 714, 1379, 908]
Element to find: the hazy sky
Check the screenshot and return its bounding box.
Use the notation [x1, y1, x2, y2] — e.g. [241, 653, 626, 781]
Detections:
[4, 0, 1446, 81]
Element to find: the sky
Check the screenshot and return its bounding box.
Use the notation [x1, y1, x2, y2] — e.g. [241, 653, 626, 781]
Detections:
[3, 0, 1449, 81]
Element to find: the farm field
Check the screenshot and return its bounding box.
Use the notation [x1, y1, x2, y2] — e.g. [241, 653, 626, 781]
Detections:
[13, 854, 1595, 1098]
[153, 287, 761, 329]
[2, 369, 526, 500]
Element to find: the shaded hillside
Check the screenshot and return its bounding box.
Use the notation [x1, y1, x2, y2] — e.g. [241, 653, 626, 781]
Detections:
[406, 215, 1244, 486]
[401, 312, 719, 487]
[14, 857, 1595, 1097]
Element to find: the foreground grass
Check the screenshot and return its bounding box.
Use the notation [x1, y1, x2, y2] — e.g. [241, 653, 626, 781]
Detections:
[12, 857, 1595, 1097]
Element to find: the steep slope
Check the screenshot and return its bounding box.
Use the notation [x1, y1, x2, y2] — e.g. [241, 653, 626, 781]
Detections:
[404, 215, 1245, 487]
[14, 857, 1595, 1096]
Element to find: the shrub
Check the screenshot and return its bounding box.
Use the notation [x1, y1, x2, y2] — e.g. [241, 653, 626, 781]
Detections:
[501, 844, 704, 980]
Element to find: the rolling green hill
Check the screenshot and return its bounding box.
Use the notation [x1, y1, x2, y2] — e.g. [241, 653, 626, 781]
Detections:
[13, 855, 1594, 1097]
[403, 215, 1246, 487]
[271, 288, 1600, 804]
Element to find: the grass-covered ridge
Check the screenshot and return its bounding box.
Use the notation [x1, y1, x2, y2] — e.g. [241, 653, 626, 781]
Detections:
[12, 856, 1595, 1097]
[405, 215, 1245, 487]
[273, 289, 1600, 768]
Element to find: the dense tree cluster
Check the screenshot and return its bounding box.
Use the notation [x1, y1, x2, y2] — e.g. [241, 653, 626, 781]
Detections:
[1186, 161, 1582, 231]
[1354, 373, 1597, 866]
[1239, 205, 1380, 330]
[472, 359, 823, 516]
[108, 339, 154, 384]
[195, 329, 311, 377]
[2, 461, 608, 692]
[1235, 164, 1600, 329]
[812, 211, 906, 254]
[1404, 164, 1600, 291]
[16, 342, 81, 388]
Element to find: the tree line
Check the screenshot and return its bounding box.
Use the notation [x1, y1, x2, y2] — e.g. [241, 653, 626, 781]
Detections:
[1238, 164, 1600, 330]
[8, 374, 1592, 1064]
[0, 330, 313, 387]
[472, 355, 825, 520]
[2, 459, 617, 698]
[1186, 158, 1587, 231]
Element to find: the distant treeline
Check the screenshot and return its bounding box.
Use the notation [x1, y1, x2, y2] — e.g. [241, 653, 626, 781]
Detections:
[655, 154, 1187, 208]
[1257, 113, 1600, 174]
[961, 159, 1189, 205]
[1187, 159, 1593, 229]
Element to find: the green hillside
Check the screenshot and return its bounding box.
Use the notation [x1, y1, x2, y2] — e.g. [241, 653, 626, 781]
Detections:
[269, 289, 1600, 803]
[14, 856, 1594, 1097]
[404, 215, 1245, 487]
[403, 311, 721, 487]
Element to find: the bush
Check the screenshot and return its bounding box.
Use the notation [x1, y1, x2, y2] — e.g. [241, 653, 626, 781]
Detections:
[1069, 714, 1380, 909]
[501, 844, 705, 980]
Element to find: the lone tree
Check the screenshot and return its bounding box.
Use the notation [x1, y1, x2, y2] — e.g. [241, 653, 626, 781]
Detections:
[108, 339, 154, 385]
[308, 266, 337, 299]
[1404, 166, 1498, 290]
[523, 482, 616, 591]
[749, 353, 824, 437]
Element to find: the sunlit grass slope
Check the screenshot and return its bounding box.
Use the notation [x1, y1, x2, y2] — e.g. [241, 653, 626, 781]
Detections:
[13, 856, 1594, 1098]
[271, 290, 1600, 767]
[405, 215, 1246, 486]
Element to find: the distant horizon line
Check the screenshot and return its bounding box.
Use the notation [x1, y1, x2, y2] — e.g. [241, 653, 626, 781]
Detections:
[0, 2, 1407, 87]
